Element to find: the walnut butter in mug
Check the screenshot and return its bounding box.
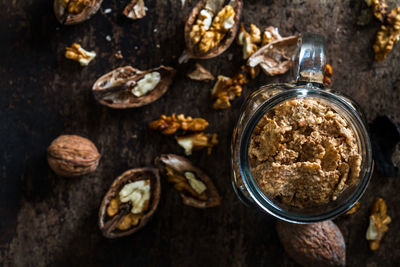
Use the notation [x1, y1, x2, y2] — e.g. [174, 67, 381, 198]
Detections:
[248, 98, 362, 209]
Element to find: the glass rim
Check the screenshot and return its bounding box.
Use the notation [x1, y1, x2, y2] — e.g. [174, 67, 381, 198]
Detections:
[238, 87, 374, 223]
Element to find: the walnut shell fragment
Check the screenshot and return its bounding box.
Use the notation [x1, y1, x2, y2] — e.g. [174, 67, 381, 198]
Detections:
[248, 35, 300, 76]
[155, 154, 221, 208]
[98, 168, 161, 238]
[123, 0, 146, 20]
[92, 65, 175, 109]
[182, 0, 243, 61]
[187, 63, 215, 81]
[276, 220, 346, 267]
[47, 135, 101, 177]
[54, 0, 103, 25]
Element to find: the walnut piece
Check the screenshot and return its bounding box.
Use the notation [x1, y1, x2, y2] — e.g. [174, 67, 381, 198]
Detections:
[176, 132, 218, 155]
[366, 0, 388, 22]
[237, 24, 259, 60]
[261, 26, 282, 46]
[61, 0, 89, 14]
[105, 179, 151, 231]
[149, 114, 209, 135]
[119, 180, 151, 214]
[366, 197, 391, 250]
[323, 64, 333, 87]
[131, 72, 161, 97]
[187, 63, 215, 81]
[190, 9, 214, 45]
[65, 43, 96, 66]
[198, 4, 236, 53]
[166, 166, 208, 201]
[345, 201, 360, 215]
[373, 7, 400, 61]
[123, 0, 146, 20]
[211, 67, 248, 109]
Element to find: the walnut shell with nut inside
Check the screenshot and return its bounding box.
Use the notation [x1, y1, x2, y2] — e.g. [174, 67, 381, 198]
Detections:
[98, 168, 161, 238]
[155, 154, 221, 208]
[47, 135, 101, 177]
[54, 0, 103, 25]
[276, 220, 346, 267]
[92, 65, 175, 109]
[183, 0, 243, 60]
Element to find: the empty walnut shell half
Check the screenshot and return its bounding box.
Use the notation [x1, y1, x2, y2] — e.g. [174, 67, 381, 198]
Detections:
[54, 0, 103, 25]
[92, 65, 175, 109]
[155, 154, 221, 208]
[98, 168, 161, 238]
[276, 220, 346, 267]
[183, 0, 243, 59]
[47, 134, 101, 177]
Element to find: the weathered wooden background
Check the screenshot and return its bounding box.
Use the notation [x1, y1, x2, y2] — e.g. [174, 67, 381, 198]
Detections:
[1, 0, 400, 266]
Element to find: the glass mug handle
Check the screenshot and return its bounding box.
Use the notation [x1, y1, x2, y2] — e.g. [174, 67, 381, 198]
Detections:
[293, 33, 327, 85]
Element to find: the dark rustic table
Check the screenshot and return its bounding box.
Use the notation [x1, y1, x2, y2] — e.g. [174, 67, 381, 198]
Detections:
[1, 0, 400, 266]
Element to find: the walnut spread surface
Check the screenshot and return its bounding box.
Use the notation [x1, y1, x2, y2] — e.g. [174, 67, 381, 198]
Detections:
[249, 98, 362, 208]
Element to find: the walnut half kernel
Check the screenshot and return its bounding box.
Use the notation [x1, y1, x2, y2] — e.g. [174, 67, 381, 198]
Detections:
[123, 0, 146, 20]
[65, 43, 96, 66]
[183, 0, 243, 60]
[99, 168, 161, 238]
[156, 154, 221, 208]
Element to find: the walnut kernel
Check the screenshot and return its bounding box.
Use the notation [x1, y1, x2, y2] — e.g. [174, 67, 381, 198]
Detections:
[149, 114, 209, 135]
[373, 7, 400, 61]
[176, 132, 218, 155]
[65, 43, 96, 66]
[366, 197, 391, 250]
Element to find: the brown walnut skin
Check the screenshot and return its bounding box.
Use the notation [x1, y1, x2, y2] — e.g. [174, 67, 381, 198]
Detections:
[47, 135, 100, 177]
[54, 0, 103, 25]
[98, 168, 161, 239]
[276, 220, 346, 267]
[92, 65, 175, 109]
[155, 154, 221, 208]
[184, 0, 243, 59]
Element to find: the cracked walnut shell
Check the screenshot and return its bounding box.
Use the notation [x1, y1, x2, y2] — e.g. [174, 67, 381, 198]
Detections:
[47, 135, 100, 177]
[98, 168, 161, 238]
[92, 65, 175, 109]
[54, 0, 103, 25]
[183, 0, 243, 60]
[155, 154, 221, 208]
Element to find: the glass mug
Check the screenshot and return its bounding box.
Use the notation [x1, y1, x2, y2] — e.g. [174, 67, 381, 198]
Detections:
[231, 33, 373, 223]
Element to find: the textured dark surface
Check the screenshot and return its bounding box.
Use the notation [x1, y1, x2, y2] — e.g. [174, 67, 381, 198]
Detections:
[1, 0, 400, 266]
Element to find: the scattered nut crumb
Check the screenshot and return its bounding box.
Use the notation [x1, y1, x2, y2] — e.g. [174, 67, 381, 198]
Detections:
[187, 63, 215, 81]
[149, 114, 209, 135]
[346, 201, 361, 215]
[65, 43, 96, 66]
[366, 197, 391, 250]
[114, 50, 123, 59]
[104, 8, 112, 14]
[105, 35, 112, 42]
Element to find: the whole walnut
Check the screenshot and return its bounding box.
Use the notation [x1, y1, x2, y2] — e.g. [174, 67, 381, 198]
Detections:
[276, 220, 345, 267]
[47, 135, 101, 177]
